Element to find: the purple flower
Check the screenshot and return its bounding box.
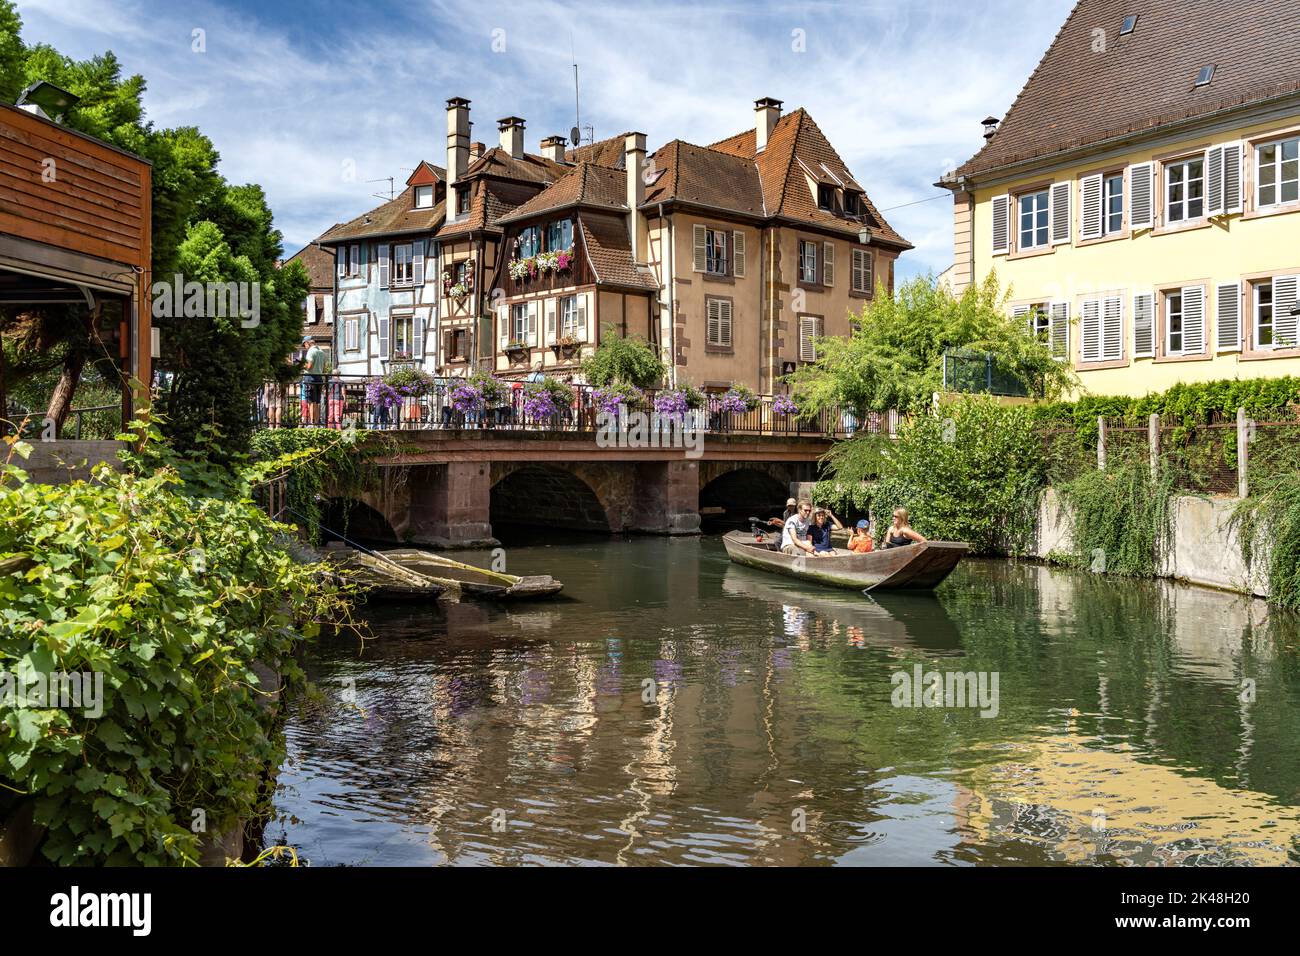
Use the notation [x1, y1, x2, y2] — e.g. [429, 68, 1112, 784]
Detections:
[522, 390, 559, 418]
[773, 394, 798, 416]
[653, 389, 689, 418]
[450, 382, 485, 413]
[718, 392, 750, 414]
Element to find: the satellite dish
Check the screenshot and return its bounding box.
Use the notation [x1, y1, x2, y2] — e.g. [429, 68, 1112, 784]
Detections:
[570, 126, 581, 147]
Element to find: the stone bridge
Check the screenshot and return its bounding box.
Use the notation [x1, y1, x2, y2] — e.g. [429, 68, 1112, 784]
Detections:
[326, 429, 828, 547]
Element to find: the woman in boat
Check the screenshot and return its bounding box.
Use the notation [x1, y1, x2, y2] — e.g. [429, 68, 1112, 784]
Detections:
[882, 508, 926, 549]
[808, 508, 843, 555]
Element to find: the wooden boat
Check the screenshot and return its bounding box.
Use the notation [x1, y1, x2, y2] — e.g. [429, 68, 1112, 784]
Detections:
[722, 529, 968, 592]
[324, 549, 459, 603]
[379, 549, 564, 601]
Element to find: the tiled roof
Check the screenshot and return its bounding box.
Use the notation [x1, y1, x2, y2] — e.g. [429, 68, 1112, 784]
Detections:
[437, 149, 569, 238]
[321, 185, 444, 242]
[707, 108, 908, 247]
[579, 215, 659, 291]
[285, 240, 336, 291]
[955, 0, 1300, 180]
[570, 133, 628, 168]
[466, 146, 567, 185]
[497, 163, 628, 224]
[643, 140, 766, 217]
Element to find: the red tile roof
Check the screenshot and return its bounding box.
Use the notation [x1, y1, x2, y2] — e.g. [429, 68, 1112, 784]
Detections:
[285, 240, 337, 291]
[320, 184, 444, 243]
[570, 133, 629, 168]
[955, 0, 1300, 180]
[579, 214, 659, 291]
[497, 162, 628, 224]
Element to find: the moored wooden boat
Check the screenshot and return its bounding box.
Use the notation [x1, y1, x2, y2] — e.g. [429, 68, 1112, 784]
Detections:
[324, 549, 459, 603]
[722, 530, 968, 592]
[379, 548, 564, 600]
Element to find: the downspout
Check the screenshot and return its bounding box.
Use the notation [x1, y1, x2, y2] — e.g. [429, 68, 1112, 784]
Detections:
[768, 226, 777, 395]
[660, 202, 676, 387]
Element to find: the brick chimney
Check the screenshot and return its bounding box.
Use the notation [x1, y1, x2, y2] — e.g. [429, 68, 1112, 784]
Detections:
[540, 135, 567, 163]
[498, 116, 525, 159]
[446, 97, 470, 217]
[625, 132, 647, 266]
[755, 97, 782, 153]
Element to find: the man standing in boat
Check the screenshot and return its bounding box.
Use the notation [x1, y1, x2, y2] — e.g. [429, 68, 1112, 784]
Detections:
[781, 501, 816, 557]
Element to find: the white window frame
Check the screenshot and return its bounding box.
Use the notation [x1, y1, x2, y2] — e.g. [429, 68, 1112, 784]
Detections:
[1102, 173, 1124, 235]
[510, 303, 528, 343]
[344, 316, 360, 352]
[1165, 157, 1205, 224]
[414, 184, 434, 209]
[391, 243, 414, 286]
[1165, 292, 1186, 355]
[1255, 281, 1275, 349]
[559, 295, 579, 338]
[705, 229, 728, 275]
[798, 240, 819, 284]
[851, 248, 873, 293]
[1017, 189, 1050, 250]
[1255, 136, 1300, 210]
[391, 313, 414, 357]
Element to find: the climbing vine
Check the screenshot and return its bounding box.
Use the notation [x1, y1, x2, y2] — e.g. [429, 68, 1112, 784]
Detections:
[1232, 441, 1300, 611]
[1057, 452, 1176, 578]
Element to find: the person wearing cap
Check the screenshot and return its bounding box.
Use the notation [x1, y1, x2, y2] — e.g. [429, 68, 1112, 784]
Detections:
[848, 519, 874, 554]
[768, 497, 799, 529]
[300, 335, 328, 425]
[808, 507, 843, 554]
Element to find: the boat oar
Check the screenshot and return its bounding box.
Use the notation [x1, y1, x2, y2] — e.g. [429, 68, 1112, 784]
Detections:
[396, 550, 518, 587]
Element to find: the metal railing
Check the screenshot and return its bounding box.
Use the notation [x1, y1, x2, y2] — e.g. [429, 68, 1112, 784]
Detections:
[253, 375, 862, 439]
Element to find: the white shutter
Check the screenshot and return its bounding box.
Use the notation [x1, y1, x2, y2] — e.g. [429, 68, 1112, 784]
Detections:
[707, 299, 721, 346]
[378, 244, 390, 288]
[991, 195, 1010, 254]
[720, 300, 733, 347]
[1013, 304, 1031, 327]
[822, 242, 835, 286]
[413, 311, 424, 359]
[1273, 275, 1299, 347]
[527, 300, 539, 346]
[1050, 302, 1070, 361]
[1050, 181, 1072, 245]
[1216, 282, 1242, 352]
[732, 231, 746, 278]
[1129, 163, 1154, 229]
[1102, 294, 1123, 361]
[692, 224, 707, 272]
[1222, 143, 1243, 214]
[412, 240, 425, 286]
[799, 316, 818, 362]
[1080, 174, 1104, 241]
[323, 295, 334, 325]
[349, 244, 360, 277]
[378, 312, 390, 360]
[500, 307, 512, 349]
[336, 251, 346, 279]
[1182, 286, 1206, 354]
[545, 297, 557, 346]
[577, 292, 590, 342]
[1206, 145, 1225, 216]
[1133, 293, 1155, 358]
[1081, 299, 1102, 363]
[306, 294, 317, 325]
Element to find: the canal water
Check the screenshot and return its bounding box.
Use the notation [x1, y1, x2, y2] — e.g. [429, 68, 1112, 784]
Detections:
[266, 536, 1300, 866]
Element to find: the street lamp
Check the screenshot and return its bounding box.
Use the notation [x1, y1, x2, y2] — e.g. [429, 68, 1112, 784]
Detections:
[15, 81, 80, 123]
[858, 225, 873, 246]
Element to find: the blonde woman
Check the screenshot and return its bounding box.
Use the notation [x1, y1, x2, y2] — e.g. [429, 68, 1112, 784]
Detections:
[882, 508, 926, 549]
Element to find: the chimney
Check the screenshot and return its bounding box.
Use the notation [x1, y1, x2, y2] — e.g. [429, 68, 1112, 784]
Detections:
[755, 97, 782, 153]
[498, 116, 525, 159]
[625, 132, 647, 265]
[446, 97, 471, 215]
[540, 135, 567, 163]
[470, 141, 485, 160]
[981, 115, 1000, 141]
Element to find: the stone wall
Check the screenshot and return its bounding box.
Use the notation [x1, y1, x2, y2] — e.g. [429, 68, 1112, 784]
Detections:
[23, 441, 123, 484]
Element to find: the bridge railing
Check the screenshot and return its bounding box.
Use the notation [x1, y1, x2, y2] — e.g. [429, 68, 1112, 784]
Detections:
[254, 376, 877, 439]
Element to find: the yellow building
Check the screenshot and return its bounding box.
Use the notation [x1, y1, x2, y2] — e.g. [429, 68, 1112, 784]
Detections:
[941, 0, 1300, 397]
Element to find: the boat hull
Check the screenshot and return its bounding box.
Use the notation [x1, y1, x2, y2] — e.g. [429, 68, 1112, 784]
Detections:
[722, 531, 968, 591]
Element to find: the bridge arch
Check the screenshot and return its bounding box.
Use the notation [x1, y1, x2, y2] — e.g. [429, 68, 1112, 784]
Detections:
[490, 463, 615, 533]
[698, 464, 795, 525]
[321, 495, 403, 544]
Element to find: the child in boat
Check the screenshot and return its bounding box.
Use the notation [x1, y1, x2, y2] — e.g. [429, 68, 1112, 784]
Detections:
[848, 519, 874, 553]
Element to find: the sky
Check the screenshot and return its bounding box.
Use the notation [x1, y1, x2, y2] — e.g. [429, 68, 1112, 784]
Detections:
[14, 0, 1077, 279]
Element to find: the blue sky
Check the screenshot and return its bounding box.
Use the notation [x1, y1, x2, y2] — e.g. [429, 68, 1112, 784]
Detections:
[15, 0, 1076, 278]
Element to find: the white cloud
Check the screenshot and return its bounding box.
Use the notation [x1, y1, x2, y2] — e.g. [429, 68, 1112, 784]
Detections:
[15, 0, 1074, 272]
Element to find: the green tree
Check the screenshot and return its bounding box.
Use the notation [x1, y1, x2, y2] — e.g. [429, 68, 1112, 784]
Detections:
[787, 273, 1076, 416]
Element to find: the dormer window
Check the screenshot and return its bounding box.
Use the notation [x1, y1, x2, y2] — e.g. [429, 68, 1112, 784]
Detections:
[844, 192, 861, 216]
[817, 183, 836, 211]
[456, 186, 470, 216]
[414, 185, 434, 209]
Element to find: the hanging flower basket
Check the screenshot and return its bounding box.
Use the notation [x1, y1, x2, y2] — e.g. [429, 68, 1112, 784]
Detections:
[773, 394, 799, 416]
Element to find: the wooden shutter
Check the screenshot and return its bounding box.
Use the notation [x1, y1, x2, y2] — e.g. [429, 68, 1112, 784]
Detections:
[732, 231, 746, 278]
[1050, 181, 1072, 245]
[412, 240, 425, 286]
[413, 311, 424, 360]
[707, 299, 721, 346]
[545, 297, 557, 346]
[378, 244, 390, 288]
[719, 299, 733, 348]
[799, 316, 818, 362]
[577, 292, 590, 342]
[1080, 299, 1102, 363]
[1133, 293, 1155, 358]
[1182, 286, 1206, 354]
[1222, 143, 1243, 214]
[378, 312, 390, 360]
[1050, 302, 1070, 361]
[822, 242, 834, 286]
[323, 295, 334, 325]
[1080, 174, 1104, 241]
[306, 294, 317, 325]
[1273, 275, 1299, 347]
[1102, 294, 1123, 361]
[527, 300, 539, 346]
[1129, 163, 1154, 229]
[692, 224, 707, 272]
[1206, 145, 1226, 216]
[1216, 282, 1242, 352]
[991, 195, 1010, 254]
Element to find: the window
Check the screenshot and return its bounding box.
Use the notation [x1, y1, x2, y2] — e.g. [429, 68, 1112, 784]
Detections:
[1018, 189, 1050, 249]
[348, 244, 360, 277]
[1166, 157, 1204, 223]
[456, 186, 470, 215]
[798, 315, 822, 362]
[1166, 292, 1185, 354]
[1027, 304, 1050, 341]
[392, 314, 414, 358]
[1257, 137, 1300, 208]
[1256, 282, 1274, 348]
[845, 192, 860, 216]
[817, 183, 835, 211]
[518, 226, 541, 259]
[798, 240, 819, 283]
[1103, 174, 1124, 234]
[706, 297, 732, 348]
[453, 260, 472, 286]
[445, 328, 469, 361]
[1253, 276, 1300, 348]
[1195, 64, 1215, 88]
[414, 185, 434, 209]
[851, 248, 873, 293]
[344, 317, 360, 352]
[510, 303, 528, 343]
[391, 243, 413, 285]
[1120, 14, 1138, 34]
[547, 219, 573, 251]
[705, 229, 728, 275]
[559, 295, 580, 338]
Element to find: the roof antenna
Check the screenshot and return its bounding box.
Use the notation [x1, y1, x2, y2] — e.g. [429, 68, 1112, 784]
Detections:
[570, 35, 582, 148]
[366, 176, 395, 201]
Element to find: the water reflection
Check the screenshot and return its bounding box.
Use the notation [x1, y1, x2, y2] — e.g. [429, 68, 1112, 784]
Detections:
[267, 538, 1300, 866]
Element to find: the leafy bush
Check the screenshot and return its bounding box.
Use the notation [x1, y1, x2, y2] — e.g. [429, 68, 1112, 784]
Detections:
[581, 334, 665, 388]
[1233, 440, 1300, 610]
[1058, 452, 1175, 578]
[0, 422, 351, 864]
